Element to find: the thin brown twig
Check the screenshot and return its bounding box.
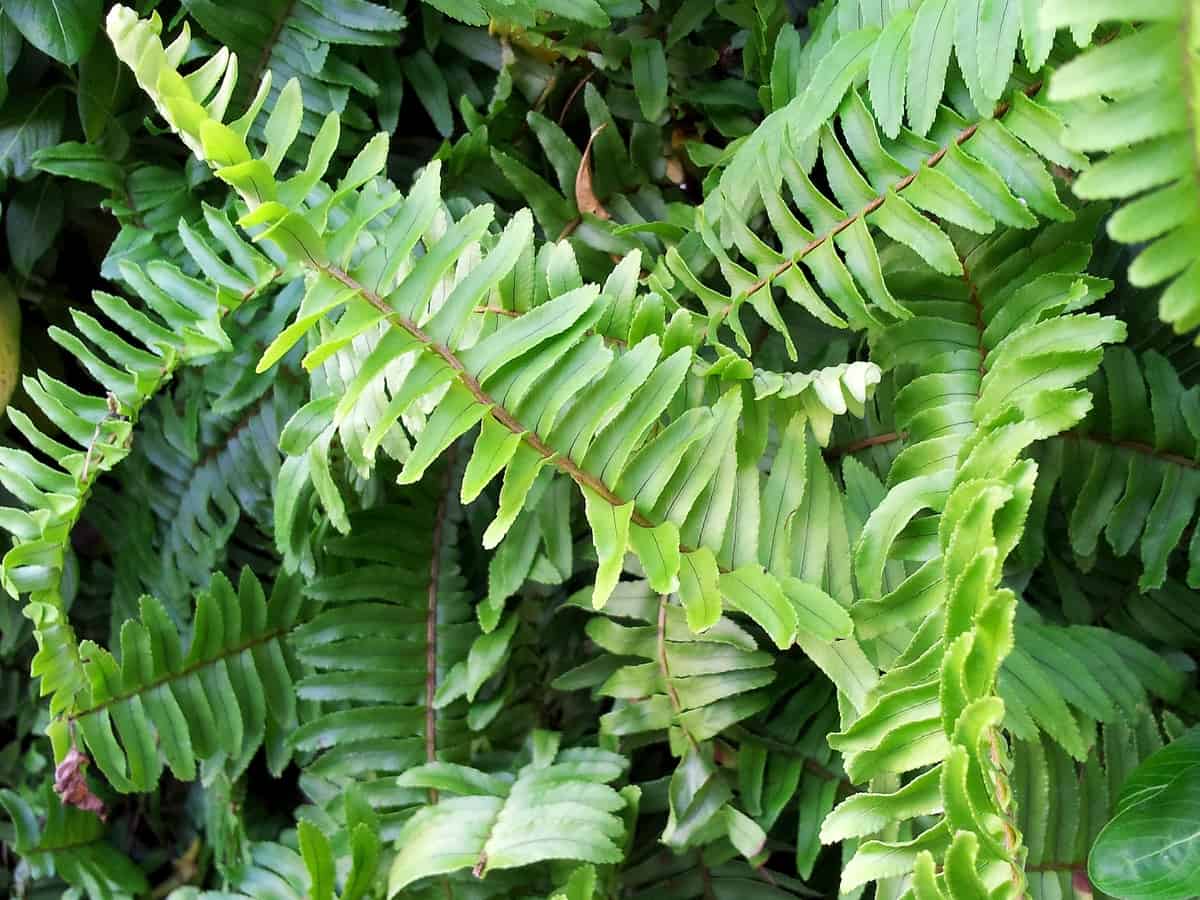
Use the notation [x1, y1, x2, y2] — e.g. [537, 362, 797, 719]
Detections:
[249, 0, 297, 92]
[962, 252, 989, 376]
[822, 431, 905, 460]
[68, 627, 289, 722]
[558, 70, 595, 125]
[657, 596, 685, 714]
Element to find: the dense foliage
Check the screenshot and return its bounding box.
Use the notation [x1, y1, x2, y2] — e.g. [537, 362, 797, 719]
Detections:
[1, 0, 1199, 897]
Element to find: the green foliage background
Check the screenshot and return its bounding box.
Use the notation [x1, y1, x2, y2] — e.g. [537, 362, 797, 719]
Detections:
[0, 0, 1199, 897]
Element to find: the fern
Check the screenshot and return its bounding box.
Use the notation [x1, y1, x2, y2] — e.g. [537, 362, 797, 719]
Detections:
[3, 1, 1200, 897]
[1046, 2, 1200, 339]
[0, 207, 275, 716]
[59, 569, 306, 792]
[179, 0, 405, 148]
[389, 741, 632, 891]
[668, 77, 1075, 355]
[0, 782, 148, 898]
[293, 481, 483, 836]
[1033, 346, 1200, 590]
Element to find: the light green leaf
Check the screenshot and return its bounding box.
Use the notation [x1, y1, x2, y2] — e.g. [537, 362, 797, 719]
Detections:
[583, 487, 635, 608]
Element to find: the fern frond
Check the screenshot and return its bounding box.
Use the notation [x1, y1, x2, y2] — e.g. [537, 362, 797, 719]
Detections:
[292, 482, 482, 835]
[792, 0, 1057, 140]
[166, 837, 346, 900]
[0, 207, 274, 716]
[672, 76, 1075, 353]
[52, 569, 308, 793]
[180, 0, 405, 149]
[387, 739, 631, 892]
[820, 218, 1125, 894]
[0, 781, 148, 898]
[1000, 621, 1183, 759]
[1046, 3, 1200, 339]
[554, 579, 782, 859]
[1031, 346, 1200, 590]
[1014, 709, 1174, 900]
[106, 7, 882, 657]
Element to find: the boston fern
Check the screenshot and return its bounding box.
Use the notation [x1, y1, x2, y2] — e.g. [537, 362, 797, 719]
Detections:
[1, 0, 1199, 897]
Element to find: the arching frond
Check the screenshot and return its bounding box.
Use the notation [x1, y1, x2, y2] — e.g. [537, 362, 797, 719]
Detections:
[1033, 346, 1200, 591]
[668, 79, 1076, 353]
[0, 782, 148, 898]
[1046, 3, 1200, 339]
[820, 217, 1125, 895]
[0, 206, 273, 717]
[105, 6, 882, 661]
[54, 569, 308, 793]
[180, 0, 405, 149]
[292, 481, 482, 840]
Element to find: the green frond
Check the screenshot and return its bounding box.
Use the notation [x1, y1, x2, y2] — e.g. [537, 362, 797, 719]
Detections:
[1046, 2, 1200, 339]
[293, 485, 481, 836]
[180, 0, 405, 151]
[1028, 346, 1200, 590]
[5, 4, 1195, 896]
[1000, 622, 1183, 758]
[673, 75, 1076, 353]
[86, 301, 305, 606]
[818, 217, 1126, 893]
[0, 782, 148, 898]
[388, 738, 631, 892]
[164, 839, 330, 900]
[1015, 710, 1172, 900]
[555, 579, 779, 859]
[801, 0, 1058, 139]
[106, 6, 883, 657]
[0, 206, 273, 716]
[50, 569, 309, 793]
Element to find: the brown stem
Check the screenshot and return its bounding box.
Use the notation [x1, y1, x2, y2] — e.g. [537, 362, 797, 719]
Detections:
[823, 431, 905, 460]
[824, 429, 1200, 473]
[1027, 861, 1086, 873]
[961, 252, 989, 376]
[1061, 431, 1200, 470]
[657, 595, 685, 715]
[699, 861, 717, 900]
[249, 0, 297, 92]
[726, 725, 854, 790]
[473, 305, 520, 318]
[558, 71, 595, 125]
[68, 627, 289, 722]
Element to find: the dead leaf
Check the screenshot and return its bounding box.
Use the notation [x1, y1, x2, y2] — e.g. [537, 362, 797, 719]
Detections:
[575, 124, 611, 221]
[665, 156, 686, 186]
[54, 747, 107, 820]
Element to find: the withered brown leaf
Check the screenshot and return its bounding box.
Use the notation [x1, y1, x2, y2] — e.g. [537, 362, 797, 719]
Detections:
[575, 123, 611, 221]
[54, 747, 107, 821]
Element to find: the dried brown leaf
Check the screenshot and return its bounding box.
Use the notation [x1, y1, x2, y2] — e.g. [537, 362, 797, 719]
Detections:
[54, 747, 107, 820]
[575, 123, 611, 221]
